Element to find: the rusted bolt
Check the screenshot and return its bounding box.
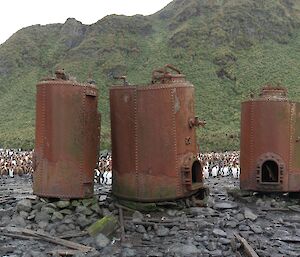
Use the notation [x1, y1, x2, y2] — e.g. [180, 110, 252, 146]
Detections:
[55, 69, 68, 80]
[189, 117, 206, 128]
[185, 137, 191, 145]
[113, 76, 128, 86]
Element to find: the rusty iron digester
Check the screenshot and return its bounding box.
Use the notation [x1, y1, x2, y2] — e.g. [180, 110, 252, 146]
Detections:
[240, 85, 300, 192]
[110, 64, 206, 202]
[33, 69, 101, 199]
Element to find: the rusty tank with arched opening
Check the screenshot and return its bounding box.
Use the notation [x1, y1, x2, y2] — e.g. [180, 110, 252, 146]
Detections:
[240, 85, 300, 192]
[110, 65, 206, 202]
[33, 70, 101, 199]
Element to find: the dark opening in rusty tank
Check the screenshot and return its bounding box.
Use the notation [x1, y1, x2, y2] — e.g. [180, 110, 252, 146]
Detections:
[33, 70, 101, 199]
[110, 64, 206, 202]
[240, 85, 300, 192]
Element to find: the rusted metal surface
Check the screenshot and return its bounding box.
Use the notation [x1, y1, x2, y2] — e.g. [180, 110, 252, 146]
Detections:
[110, 64, 205, 202]
[240, 85, 300, 192]
[33, 70, 100, 199]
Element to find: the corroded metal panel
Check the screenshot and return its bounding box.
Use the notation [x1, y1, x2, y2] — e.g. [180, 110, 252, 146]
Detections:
[240, 86, 300, 192]
[289, 103, 300, 190]
[175, 86, 197, 154]
[33, 74, 100, 199]
[110, 65, 204, 202]
[109, 87, 137, 199]
[291, 103, 300, 170]
[136, 86, 177, 201]
[240, 101, 252, 188]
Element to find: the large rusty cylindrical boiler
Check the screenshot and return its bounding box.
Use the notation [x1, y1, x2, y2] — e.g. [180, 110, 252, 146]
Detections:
[33, 70, 101, 199]
[110, 65, 205, 202]
[240, 85, 300, 192]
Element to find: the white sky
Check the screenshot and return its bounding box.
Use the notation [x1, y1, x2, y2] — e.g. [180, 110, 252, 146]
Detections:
[0, 0, 173, 44]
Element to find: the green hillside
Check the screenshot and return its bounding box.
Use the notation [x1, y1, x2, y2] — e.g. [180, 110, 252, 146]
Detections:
[0, 0, 300, 151]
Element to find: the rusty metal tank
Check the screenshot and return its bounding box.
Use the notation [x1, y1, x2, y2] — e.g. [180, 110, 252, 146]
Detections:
[240, 85, 300, 192]
[33, 70, 101, 199]
[110, 65, 206, 202]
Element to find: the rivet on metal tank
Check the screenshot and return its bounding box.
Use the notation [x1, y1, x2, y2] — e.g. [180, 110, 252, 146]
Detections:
[240, 85, 300, 192]
[33, 69, 101, 199]
[110, 64, 207, 202]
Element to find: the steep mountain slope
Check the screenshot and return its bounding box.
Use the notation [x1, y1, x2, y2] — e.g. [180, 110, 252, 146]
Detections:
[0, 0, 300, 151]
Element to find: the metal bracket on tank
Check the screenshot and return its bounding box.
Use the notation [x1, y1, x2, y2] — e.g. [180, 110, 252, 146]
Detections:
[85, 89, 97, 97]
[113, 76, 129, 86]
[188, 117, 206, 128]
[185, 137, 192, 145]
[55, 69, 68, 80]
[151, 64, 185, 84]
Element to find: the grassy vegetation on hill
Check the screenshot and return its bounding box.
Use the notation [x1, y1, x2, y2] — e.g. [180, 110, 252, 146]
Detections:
[0, 0, 300, 151]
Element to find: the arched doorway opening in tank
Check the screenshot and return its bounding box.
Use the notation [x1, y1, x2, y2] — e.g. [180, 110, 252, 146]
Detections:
[261, 160, 279, 183]
[192, 160, 202, 183]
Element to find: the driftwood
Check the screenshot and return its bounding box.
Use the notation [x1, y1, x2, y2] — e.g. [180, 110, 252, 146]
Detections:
[0, 227, 94, 253]
[0, 196, 15, 204]
[142, 217, 211, 223]
[124, 217, 180, 223]
[133, 243, 165, 247]
[0, 231, 37, 240]
[288, 205, 300, 213]
[234, 232, 259, 257]
[272, 236, 300, 243]
[129, 220, 178, 228]
[260, 207, 289, 212]
[115, 203, 135, 212]
[125, 216, 201, 225]
[47, 249, 80, 256]
[59, 231, 88, 239]
[117, 200, 158, 212]
[142, 218, 179, 223]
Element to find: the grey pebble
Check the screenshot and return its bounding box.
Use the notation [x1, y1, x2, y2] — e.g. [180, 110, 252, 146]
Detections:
[94, 233, 110, 249]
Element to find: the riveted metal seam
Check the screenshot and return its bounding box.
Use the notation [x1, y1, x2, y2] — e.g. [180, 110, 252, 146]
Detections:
[289, 103, 295, 174]
[41, 85, 46, 191]
[170, 88, 179, 197]
[250, 101, 254, 184]
[36, 85, 46, 194]
[134, 87, 139, 198]
[111, 84, 193, 91]
[79, 86, 86, 198]
[37, 80, 95, 88]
